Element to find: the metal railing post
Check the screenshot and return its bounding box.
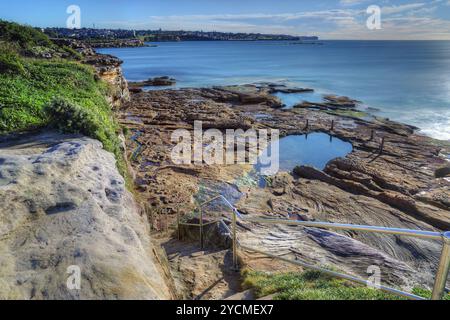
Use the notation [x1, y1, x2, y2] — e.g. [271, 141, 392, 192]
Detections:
[177, 211, 181, 240]
[232, 209, 238, 270]
[431, 231, 450, 300]
[379, 137, 385, 155]
[199, 207, 204, 249]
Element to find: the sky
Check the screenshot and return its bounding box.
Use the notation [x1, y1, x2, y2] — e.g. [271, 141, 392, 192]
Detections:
[1, 0, 450, 39]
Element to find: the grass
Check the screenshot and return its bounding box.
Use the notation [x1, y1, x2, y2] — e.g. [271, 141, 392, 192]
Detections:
[0, 20, 128, 178]
[242, 269, 450, 300]
[410, 287, 450, 300]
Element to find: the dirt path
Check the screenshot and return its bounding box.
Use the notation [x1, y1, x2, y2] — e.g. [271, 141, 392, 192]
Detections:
[156, 235, 242, 300]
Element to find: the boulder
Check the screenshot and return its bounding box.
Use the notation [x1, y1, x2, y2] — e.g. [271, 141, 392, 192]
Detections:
[435, 166, 450, 178]
[149, 76, 176, 86]
[0, 132, 171, 300]
[129, 76, 176, 87]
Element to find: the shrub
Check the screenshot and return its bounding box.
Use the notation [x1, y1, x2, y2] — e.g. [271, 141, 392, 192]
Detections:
[0, 43, 26, 75]
[44, 98, 99, 136]
[0, 20, 53, 53]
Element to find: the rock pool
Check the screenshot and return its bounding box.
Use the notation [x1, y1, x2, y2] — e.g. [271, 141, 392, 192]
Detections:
[255, 132, 353, 174]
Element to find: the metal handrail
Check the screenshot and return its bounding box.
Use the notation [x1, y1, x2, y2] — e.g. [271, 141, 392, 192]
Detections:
[194, 194, 450, 300]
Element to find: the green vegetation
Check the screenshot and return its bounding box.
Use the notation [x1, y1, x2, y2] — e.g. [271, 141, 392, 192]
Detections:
[0, 20, 80, 59]
[410, 287, 450, 300]
[0, 43, 27, 75]
[0, 20, 126, 176]
[0, 20, 53, 51]
[44, 98, 98, 135]
[0, 55, 122, 157]
[242, 269, 450, 300]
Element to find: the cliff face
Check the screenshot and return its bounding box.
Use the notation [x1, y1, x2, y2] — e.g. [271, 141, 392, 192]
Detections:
[0, 132, 171, 299]
[84, 53, 130, 109]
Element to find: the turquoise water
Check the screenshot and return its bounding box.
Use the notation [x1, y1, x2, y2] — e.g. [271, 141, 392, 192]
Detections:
[255, 133, 353, 174]
[99, 40, 450, 140]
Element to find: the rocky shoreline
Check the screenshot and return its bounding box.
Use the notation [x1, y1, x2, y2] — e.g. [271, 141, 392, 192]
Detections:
[118, 82, 449, 295]
[89, 39, 150, 48]
[1, 35, 448, 299]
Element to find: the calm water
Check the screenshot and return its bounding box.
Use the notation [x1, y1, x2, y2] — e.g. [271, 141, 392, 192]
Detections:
[255, 133, 353, 174]
[99, 40, 450, 140]
[273, 91, 324, 108]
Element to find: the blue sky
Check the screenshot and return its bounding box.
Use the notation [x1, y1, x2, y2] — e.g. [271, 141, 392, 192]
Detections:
[1, 0, 450, 39]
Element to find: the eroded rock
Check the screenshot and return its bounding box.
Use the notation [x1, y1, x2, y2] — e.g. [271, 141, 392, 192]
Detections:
[84, 53, 130, 108]
[0, 132, 172, 300]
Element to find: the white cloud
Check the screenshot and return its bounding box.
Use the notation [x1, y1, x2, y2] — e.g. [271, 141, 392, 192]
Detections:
[381, 3, 426, 15]
[98, 3, 450, 40]
[148, 11, 359, 23]
[340, 0, 368, 5]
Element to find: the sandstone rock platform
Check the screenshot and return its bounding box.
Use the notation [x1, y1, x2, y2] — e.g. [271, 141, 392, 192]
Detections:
[0, 131, 172, 299]
[118, 83, 449, 292]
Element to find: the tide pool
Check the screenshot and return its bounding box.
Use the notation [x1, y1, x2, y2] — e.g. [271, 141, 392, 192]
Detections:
[255, 132, 353, 174]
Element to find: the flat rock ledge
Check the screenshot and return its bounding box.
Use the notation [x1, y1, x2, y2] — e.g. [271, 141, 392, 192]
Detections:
[0, 131, 171, 300]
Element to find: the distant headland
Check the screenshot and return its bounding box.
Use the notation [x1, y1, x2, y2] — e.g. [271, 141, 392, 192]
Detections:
[43, 27, 319, 42]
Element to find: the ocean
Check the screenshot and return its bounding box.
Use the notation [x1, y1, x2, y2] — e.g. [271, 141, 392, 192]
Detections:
[98, 40, 450, 141]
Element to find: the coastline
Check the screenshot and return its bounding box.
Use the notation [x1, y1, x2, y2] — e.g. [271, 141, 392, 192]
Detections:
[118, 78, 449, 297]
[129, 77, 450, 144]
[98, 40, 450, 142]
